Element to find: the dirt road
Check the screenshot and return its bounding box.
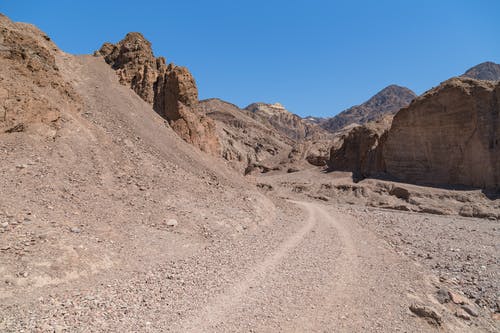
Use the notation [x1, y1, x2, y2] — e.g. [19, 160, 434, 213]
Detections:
[172, 201, 479, 332]
[2, 200, 494, 332]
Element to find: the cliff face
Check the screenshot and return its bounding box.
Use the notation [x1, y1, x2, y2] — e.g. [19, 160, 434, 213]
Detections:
[328, 77, 500, 190]
[321, 85, 416, 133]
[97, 33, 220, 155]
[383, 77, 500, 189]
[327, 117, 391, 178]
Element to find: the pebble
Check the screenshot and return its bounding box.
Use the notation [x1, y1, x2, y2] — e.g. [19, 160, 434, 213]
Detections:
[455, 308, 471, 320]
[449, 291, 468, 305]
[70, 227, 81, 234]
[165, 219, 178, 227]
[1, 222, 9, 228]
[461, 304, 478, 317]
[409, 304, 442, 326]
[436, 288, 450, 304]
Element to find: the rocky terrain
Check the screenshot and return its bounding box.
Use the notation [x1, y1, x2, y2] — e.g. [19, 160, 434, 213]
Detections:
[327, 116, 391, 179]
[319, 84, 416, 132]
[462, 61, 500, 81]
[244, 102, 328, 141]
[96, 33, 220, 155]
[199, 98, 296, 174]
[201, 98, 334, 174]
[0, 13, 499, 333]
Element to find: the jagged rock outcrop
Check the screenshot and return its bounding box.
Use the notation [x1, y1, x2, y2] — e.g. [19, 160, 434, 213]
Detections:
[0, 14, 80, 135]
[320, 85, 416, 133]
[383, 77, 500, 189]
[462, 61, 500, 81]
[327, 118, 390, 178]
[200, 98, 296, 174]
[200, 98, 333, 174]
[96, 33, 220, 155]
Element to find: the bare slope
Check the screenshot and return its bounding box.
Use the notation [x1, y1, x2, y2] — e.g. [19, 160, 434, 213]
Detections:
[0, 15, 276, 330]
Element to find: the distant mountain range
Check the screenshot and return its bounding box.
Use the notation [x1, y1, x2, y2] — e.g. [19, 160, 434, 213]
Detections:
[304, 61, 500, 133]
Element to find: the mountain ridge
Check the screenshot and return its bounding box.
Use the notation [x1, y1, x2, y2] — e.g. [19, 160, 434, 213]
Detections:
[319, 84, 416, 133]
[462, 61, 500, 81]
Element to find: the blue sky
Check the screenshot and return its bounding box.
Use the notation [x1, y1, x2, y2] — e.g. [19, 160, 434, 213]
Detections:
[2, 0, 499, 117]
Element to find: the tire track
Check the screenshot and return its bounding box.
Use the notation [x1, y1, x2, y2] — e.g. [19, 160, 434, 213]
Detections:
[177, 201, 317, 332]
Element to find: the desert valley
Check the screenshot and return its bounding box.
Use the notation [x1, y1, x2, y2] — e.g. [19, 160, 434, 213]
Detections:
[0, 13, 499, 332]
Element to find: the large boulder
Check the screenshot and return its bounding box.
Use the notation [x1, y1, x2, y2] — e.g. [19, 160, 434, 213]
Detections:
[96, 33, 220, 155]
[383, 77, 500, 189]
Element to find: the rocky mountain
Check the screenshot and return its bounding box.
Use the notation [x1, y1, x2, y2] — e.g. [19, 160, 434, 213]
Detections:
[96, 33, 220, 155]
[200, 98, 332, 174]
[244, 102, 329, 141]
[200, 98, 296, 174]
[462, 61, 500, 81]
[329, 77, 500, 190]
[320, 85, 416, 133]
[96, 37, 332, 173]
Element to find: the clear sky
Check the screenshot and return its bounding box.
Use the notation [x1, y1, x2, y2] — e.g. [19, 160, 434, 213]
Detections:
[2, 1, 499, 117]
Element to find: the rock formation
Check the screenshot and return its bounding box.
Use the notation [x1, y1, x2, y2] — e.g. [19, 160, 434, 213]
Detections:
[327, 117, 390, 178]
[244, 102, 328, 141]
[96, 33, 220, 155]
[200, 98, 333, 174]
[383, 77, 500, 190]
[330, 78, 500, 190]
[320, 85, 416, 132]
[0, 14, 80, 135]
[462, 61, 500, 81]
[200, 98, 297, 174]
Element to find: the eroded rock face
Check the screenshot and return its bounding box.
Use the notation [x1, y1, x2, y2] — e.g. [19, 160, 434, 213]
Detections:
[327, 119, 389, 178]
[0, 14, 80, 136]
[96, 33, 220, 155]
[383, 77, 500, 189]
[244, 102, 328, 141]
[200, 98, 297, 174]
